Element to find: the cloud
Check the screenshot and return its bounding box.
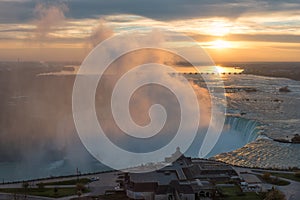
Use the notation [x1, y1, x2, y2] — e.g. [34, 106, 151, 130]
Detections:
[190, 33, 300, 44]
[33, 2, 69, 41]
[1, 0, 300, 23]
[65, 0, 300, 21]
[0, 0, 300, 61]
[89, 19, 114, 47]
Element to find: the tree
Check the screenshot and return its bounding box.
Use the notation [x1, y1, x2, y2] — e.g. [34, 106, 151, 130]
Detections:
[76, 183, 85, 197]
[37, 182, 45, 190]
[262, 172, 271, 180]
[77, 190, 82, 197]
[54, 187, 58, 197]
[76, 183, 86, 192]
[22, 182, 29, 190]
[22, 182, 29, 199]
[264, 189, 285, 200]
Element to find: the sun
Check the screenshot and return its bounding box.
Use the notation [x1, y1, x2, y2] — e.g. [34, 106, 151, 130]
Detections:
[209, 21, 230, 37]
[211, 39, 231, 49]
[215, 66, 226, 73]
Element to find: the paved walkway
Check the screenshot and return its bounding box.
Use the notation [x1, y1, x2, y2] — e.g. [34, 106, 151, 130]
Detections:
[249, 171, 300, 200]
[277, 178, 300, 200]
[234, 167, 300, 200]
[2, 168, 299, 200]
[0, 192, 53, 200]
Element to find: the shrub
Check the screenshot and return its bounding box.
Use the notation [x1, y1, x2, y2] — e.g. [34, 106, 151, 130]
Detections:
[76, 183, 86, 192]
[262, 172, 271, 180]
[22, 182, 29, 189]
[54, 187, 58, 197]
[265, 189, 285, 200]
[37, 182, 45, 191]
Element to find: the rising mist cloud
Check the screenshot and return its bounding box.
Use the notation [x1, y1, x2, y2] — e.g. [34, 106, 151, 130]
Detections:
[33, 2, 69, 41]
[89, 19, 114, 47]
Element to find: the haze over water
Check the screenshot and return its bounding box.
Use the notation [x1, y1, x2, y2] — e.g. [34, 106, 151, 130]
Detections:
[1, 63, 299, 182]
[0, 0, 300, 183]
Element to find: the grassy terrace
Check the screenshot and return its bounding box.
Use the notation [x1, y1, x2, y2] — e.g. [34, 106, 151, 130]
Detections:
[218, 185, 261, 200]
[97, 193, 130, 200]
[270, 172, 300, 182]
[258, 173, 290, 186]
[39, 178, 91, 186]
[0, 187, 86, 198]
[70, 193, 130, 200]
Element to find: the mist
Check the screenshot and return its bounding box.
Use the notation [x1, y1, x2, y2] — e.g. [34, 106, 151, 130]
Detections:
[0, 22, 215, 181]
[89, 19, 114, 48]
[33, 2, 68, 41]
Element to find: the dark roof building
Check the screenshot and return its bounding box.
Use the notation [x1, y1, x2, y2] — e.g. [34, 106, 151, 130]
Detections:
[125, 149, 238, 200]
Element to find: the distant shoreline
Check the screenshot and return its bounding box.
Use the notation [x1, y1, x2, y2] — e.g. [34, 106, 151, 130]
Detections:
[0, 169, 116, 186]
[1, 157, 299, 185]
[219, 62, 300, 81]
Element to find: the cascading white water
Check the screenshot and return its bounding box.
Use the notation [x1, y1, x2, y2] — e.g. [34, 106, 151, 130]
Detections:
[204, 116, 261, 158]
[1, 116, 262, 182]
[224, 117, 260, 143]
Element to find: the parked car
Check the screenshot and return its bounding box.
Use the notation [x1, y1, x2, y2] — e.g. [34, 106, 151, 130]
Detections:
[90, 177, 100, 182]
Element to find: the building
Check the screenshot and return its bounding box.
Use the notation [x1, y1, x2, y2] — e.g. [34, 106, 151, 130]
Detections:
[125, 149, 238, 200]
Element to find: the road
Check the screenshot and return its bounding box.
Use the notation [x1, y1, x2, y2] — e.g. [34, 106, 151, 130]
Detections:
[2, 167, 298, 200]
[234, 167, 300, 200]
[0, 192, 53, 200]
[277, 177, 300, 200]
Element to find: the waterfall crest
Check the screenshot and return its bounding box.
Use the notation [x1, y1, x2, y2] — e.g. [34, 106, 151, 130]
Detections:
[203, 116, 261, 158]
[225, 117, 260, 143]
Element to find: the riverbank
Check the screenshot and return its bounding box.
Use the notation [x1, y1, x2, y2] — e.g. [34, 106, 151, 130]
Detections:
[0, 164, 299, 200]
[219, 62, 300, 81]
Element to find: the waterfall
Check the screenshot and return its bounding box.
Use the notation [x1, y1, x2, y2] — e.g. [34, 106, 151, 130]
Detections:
[202, 116, 261, 158]
[225, 116, 260, 143]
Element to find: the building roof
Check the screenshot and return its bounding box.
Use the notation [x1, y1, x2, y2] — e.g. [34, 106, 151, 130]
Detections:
[182, 161, 236, 180]
[240, 173, 262, 184]
[155, 185, 172, 194]
[126, 153, 236, 195]
[155, 180, 194, 195]
[129, 171, 178, 185]
[132, 182, 158, 192]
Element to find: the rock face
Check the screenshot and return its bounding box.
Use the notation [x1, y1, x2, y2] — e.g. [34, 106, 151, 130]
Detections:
[279, 86, 291, 92]
[292, 134, 300, 143]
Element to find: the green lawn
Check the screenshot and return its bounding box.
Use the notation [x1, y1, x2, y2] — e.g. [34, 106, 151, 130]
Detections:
[0, 187, 89, 198]
[97, 193, 130, 200]
[227, 193, 262, 200]
[219, 186, 262, 200]
[258, 175, 290, 186]
[70, 193, 130, 200]
[270, 173, 300, 182]
[39, 178, 91, 186]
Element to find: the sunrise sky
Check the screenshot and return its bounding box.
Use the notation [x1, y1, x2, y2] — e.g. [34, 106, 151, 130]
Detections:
[0, 0, 300, 62]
